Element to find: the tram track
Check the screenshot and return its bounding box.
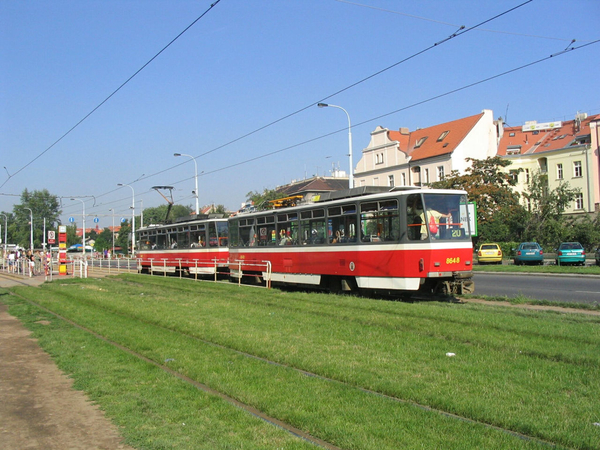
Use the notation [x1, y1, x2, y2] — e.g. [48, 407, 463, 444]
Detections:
[8, 287, 564, 449]
[7, 289, 341, 450]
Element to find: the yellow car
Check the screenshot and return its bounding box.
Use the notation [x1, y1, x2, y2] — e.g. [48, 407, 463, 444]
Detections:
[477, 243, 503, 264]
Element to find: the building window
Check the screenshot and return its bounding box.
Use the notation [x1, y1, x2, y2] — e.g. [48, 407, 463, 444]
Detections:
[437, 130, 450, 142]
[573, 161, 582, 177]
[375, 153, 384, 164]
[424, 168, 429, 184]
[401, 173, 406, 186]
[414, 136, 428, 148]
[509, 170, 519, 183]
[437, 166, 444, 181]
[388, 175, 394, 187]
[525, 168, 530, 183]
[557, 163, 563, 180]
[575, 193, 584, 210]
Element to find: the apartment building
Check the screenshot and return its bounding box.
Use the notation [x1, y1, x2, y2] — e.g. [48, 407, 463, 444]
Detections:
[354, 110, 497, 188]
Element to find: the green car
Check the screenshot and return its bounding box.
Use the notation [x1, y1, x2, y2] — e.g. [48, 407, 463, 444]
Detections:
[555, 242, 586, 266]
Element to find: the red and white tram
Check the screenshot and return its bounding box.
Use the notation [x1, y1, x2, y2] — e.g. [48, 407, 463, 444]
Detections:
[137, 215, 229, 276]
[228, 187, 474, 295]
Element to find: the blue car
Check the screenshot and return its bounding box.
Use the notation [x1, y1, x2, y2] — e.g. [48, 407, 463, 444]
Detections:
[555, 242, 586, 266]
[513, 242, 543, 265]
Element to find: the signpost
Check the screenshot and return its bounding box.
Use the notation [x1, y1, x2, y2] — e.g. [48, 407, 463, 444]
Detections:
[58, 225, 67, 275]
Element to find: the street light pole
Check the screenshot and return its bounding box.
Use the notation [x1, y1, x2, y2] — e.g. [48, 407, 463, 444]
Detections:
[174, 153, 200, 215]
[109, 209, 115, 255]
[117, 183, 135, 256]
[0, 213, 7, 263]
[317, 103, 354, 189]
[25, 207, 33, 251]
[70, 199, 85, 258]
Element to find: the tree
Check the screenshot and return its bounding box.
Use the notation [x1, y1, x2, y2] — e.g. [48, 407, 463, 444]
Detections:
[521, 171, 580, 247]
[116, 220, 131, 253]
[93, 228, 114, 252]
[10, 189, 61, 249]
[429, 157, 526, 244]
[246, 188, 280, 210]
[142, 204, 192, 225]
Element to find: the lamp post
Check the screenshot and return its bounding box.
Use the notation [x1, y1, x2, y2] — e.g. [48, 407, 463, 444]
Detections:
[70, 199, 85, 258]
[117, 183, 135, 256]
[174, 153, 199, 215]
[317, 103, 354, 189]
[109, 209, 115, 255]
[25, 207, 34, 251]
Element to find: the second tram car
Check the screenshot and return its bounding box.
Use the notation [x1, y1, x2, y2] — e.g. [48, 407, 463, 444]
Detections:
[137, 215, 229, 276]
[228, 187, 474, 295]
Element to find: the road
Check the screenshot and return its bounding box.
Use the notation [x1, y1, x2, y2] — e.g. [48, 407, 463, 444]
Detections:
[473, 272, 600, 305]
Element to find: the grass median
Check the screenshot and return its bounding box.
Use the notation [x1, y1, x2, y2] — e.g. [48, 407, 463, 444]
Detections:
[2, 274, 599, 449]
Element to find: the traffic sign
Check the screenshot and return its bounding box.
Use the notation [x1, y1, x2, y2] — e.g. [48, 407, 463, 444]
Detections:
[93, 217, 100, 223]
[68, 217, 75, 223]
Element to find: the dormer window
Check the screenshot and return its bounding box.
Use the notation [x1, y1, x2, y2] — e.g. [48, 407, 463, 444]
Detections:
[414, 136, 428, 148]
[437, 130, 450, 142]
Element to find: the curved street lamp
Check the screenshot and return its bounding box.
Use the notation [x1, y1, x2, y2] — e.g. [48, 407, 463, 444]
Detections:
[318, 103, 354, 189]
[117, 183, 136, 256]
[174, 153, 200, 215]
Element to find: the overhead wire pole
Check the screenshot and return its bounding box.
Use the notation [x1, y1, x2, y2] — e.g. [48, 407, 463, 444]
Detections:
[117, 183, 135, 256]
[70, 198, 86, 258]
[174, 153, 200, 215]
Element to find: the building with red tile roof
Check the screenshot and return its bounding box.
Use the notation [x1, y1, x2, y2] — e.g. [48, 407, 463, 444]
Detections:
[354, 110, 497, 188]
[498, 112, 600, 214]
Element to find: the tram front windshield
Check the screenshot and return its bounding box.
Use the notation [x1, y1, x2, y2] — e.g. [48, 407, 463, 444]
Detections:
[406, 193, 471, 241]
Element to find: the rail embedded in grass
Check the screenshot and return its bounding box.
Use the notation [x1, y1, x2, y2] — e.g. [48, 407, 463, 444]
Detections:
[5, 275, 600, 450]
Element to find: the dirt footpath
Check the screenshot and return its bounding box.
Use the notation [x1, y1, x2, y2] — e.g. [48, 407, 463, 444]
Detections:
[0, 301, 134, 450]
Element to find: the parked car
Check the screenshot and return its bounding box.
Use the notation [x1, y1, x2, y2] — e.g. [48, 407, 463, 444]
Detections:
[477, 243, 502, 264]
[555, 242, 586, 266]
[595, 247, 600, 266]
[513, 242, 544, 265]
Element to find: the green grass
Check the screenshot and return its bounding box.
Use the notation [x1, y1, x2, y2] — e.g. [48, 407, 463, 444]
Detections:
[3, 275, 600, 449]
[473, 262, 600, 275]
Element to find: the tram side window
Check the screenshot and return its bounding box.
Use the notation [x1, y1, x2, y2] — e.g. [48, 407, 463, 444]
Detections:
[168, 229, 178, 249]
[327, 204, 357, 244]
[177, 228, 190, 249]
[190, 224, 207, 247]
[277, 214, 298, 246]
[407, 194, 424, 241]
[255, 216, 276, 246]
[139, 232, 156, 250]
[238, 219, 256, 246]
[217, 221, 228, 247]
[208, 222, 219, 247]
[229, 220, 239, 247]
[156, 232, 168, 249]
[301, 218, 326, 245]
[360, 199, 399, 242]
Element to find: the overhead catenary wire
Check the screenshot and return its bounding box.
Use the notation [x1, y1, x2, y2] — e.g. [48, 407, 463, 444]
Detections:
[64, 0, 538, 217]
[2, 0, 530, 195]
[0, 0, 222, 190]
[77, 37, 600, 220]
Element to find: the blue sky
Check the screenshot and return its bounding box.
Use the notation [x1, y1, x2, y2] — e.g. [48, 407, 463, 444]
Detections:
[1, 0, 599, 229]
